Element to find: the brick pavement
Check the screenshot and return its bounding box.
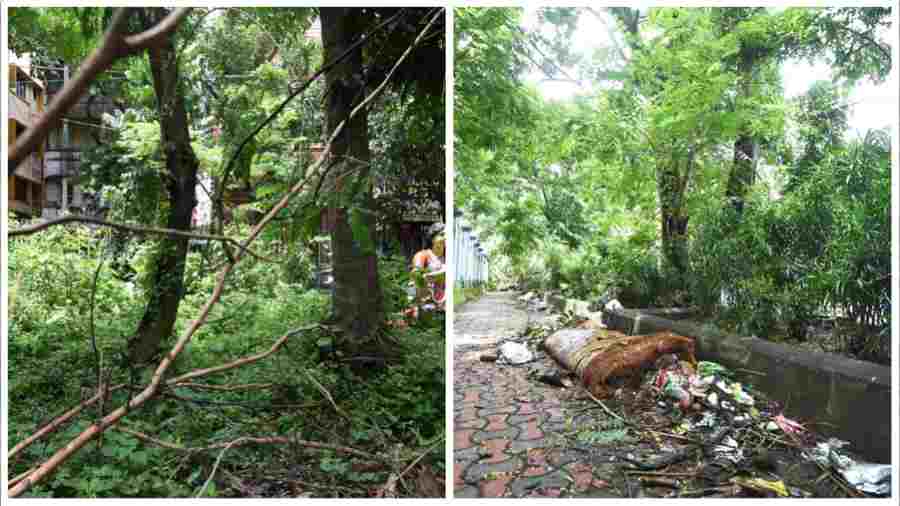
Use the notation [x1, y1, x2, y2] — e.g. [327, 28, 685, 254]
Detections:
[453, 292, 622, 498]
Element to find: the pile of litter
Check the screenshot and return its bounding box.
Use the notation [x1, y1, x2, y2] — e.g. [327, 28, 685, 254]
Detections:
[540, 327, 891, 498]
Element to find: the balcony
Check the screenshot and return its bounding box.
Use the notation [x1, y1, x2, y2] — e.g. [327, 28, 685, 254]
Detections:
[8, 93, 37, 126]
[44, 150, 81, 178]
[49, 93, 117, 121]
[12, 152, 43, 183]
[9, 199, 41, 217]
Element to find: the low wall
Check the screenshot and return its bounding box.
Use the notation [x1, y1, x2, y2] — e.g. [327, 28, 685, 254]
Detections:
[545, 294, 592, 318]
[604, 309, 892, 464]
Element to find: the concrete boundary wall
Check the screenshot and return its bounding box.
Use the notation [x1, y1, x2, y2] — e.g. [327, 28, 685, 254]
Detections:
[604, 308, 892, 463]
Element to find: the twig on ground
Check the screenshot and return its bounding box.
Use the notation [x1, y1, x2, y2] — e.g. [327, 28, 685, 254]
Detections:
[582, 387, 626, 423]
[677, 484, 740, 497]
[396, 437, 444, 482]
[167, 325, 319, 385]
[196, 438, 241, 497]
[303, 370, 349, 420]
[173, 382, 275, 392]
[626, 470, 699, 477]
[114, 427, 386, 462]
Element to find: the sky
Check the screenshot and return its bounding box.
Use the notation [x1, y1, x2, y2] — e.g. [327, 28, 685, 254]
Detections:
[522, 7, 896, 137]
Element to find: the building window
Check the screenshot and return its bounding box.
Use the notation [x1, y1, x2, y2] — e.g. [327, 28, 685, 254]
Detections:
[48, 126, 63, 148]
[66, 183, 75, 206]
[16, 79, 28, 100]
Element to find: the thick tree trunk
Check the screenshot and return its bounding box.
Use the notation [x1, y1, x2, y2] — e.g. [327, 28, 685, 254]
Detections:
[129, 8, 199, 365]
[320, 8, 383, 350]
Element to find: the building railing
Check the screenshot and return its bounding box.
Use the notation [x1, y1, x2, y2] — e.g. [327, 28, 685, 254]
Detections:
[44, 150, 81, 178]
[49, 93, 117, 120]
[454, 209, 489, 288]
[13, 152, 43, 183]
[8, 93, 34, 126]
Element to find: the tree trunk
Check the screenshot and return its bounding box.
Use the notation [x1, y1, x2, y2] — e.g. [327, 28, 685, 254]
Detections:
[657, 160, 689, 289]
[129, 8, 199, 365]
[725, 52, 757, 213]
[320, 8, 383, 351]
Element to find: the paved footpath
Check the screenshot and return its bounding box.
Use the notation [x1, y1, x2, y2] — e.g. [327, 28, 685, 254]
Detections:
[453, 292, 622, 498]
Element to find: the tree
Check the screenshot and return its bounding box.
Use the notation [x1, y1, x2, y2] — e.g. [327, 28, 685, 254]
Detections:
[127, 8, 200, 365]
[319, 7, 444, 350]
[320, 8, 383, 347]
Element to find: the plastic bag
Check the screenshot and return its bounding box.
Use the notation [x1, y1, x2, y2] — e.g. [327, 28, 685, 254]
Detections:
[807, 438, 891, 496]
[499, 341, 534, 365]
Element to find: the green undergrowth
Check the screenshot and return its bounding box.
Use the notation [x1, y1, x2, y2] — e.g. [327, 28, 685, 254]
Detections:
[454, 285, 486, 308]
[8, 220, 444, 497]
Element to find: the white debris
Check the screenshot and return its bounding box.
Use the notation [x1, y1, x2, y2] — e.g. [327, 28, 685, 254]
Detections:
[499, 341, 534, 364]
[604, 299, 624, 312]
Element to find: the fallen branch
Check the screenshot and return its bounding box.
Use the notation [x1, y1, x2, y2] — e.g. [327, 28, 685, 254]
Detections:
[8, 215, 277, 264]
[115, 427, 385, 462]
[397, 437, 444, 482]
[9, 466, 40, 489]
[173, 382, 275, 392]
[167, 325, 319, 385]
[8, 384, 126, 459]
[195, 438, 240, 497]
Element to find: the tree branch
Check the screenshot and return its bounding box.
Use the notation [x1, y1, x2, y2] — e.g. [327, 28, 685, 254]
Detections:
[115, 427, 386, 462]
[8, 384, 127, 459]
[9, 215, 277, 264]
[216, 8, 408, 209]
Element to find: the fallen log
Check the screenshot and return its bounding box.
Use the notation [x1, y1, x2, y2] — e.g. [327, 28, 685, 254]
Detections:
[544, 328, 695, 398]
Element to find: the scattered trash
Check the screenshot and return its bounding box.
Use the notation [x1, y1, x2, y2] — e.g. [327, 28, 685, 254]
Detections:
[535, 371, 572, 388]
[518, 292, 536, 302]
[806, 438, 891, 496]
[604, 299, 624, 312]
[499, 341, 534, 364]
[730, 477, 789, 497]
[772, 413, 807, 440]
[729, 384, 754, 405]
[697, 361, 733, 379]
[537, 322, 879, 498]
[711, 436, 744, 464]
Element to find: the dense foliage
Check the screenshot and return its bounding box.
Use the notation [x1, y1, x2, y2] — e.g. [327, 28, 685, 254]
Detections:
[455, 6, 891, 363]
[9, 7, 445, 497]
[9, 224, 445, 496]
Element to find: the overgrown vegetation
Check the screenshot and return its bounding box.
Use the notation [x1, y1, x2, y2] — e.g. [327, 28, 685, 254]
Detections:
[455, 7, 891, 363]
[9, 6, 444, 497]
[9, 225, 445, 496]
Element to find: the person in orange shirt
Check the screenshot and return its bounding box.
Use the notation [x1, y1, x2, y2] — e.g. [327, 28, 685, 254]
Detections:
[411, 231, 446, 309]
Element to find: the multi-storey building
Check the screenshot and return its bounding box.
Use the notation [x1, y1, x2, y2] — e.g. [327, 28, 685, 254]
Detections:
[42, 63, 117, 217]
[8, 57, 46, 217]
